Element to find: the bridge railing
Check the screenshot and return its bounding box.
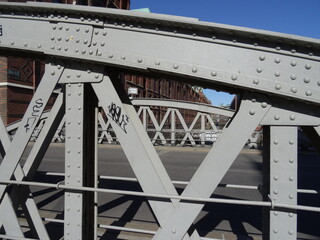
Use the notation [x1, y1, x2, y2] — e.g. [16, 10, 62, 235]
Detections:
[0, 2, 319, 240]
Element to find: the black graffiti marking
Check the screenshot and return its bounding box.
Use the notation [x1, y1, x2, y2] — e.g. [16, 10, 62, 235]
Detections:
[32, 98, 44, 117]
[24, 98, 43, 132]
[24, 117, 37, 133]
[107, 102, 129, 134]
[0, 25, 2, 36]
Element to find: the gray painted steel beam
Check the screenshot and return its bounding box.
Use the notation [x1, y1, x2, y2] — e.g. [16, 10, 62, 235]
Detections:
[0, 2, 319, 107]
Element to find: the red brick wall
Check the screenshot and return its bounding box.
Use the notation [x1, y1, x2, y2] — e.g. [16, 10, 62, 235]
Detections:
[0, 57, 8, 124]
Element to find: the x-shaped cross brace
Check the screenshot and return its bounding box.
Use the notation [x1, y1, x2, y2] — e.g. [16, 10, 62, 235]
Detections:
[92, 74, 271, 240]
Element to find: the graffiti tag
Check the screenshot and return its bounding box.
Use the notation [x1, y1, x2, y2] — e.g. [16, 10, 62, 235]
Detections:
[24, 98, 43, 132]
[108, 102, 129, 134]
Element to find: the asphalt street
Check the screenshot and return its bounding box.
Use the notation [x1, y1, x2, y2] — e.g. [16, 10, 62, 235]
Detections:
[15, 144, 320, 239]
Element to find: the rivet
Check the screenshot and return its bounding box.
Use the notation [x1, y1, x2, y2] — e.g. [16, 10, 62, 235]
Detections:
[273, 228, 278, 234]
[253, 79, 259, 85]
[291, 61, 297, 67]
[67, 164, 70, 167]
[67, 149, 71, 153]
[94, 30, 99, 35]
[273, 189, 278, 194]
[76, 27, 80, 32]
[78, 150, 81, 154]
[137, 58, 143, 63]
[289, 230, 293, 235]
[273, 139, 279, 145]
[78, 106, 82, 110]
[171, 228, 176, 234]
[274, 176, 279, 181]
[67, 222, 70, 226]
[58, 25, 63, 30]
[24, 43, 28, 47]
[289, 194, 294, 199]
[305, 64, 312, 70]
[305, 90, 312, 96]
[67, 207, 70, 211]
[76, 73, 81, 78]
[68, 107, 71, 110]
[231, 75, 237, 81]
[274, 115, 280, 120]
[289, 213, 294, 217]
[65, 16, 68, 20]
[78, 164, 81, 168]
[78, 92, 81, 96]
[173, 64, 179, 69]
[50, 36, 55, 41]
[289, 115, 296, 121]
[108, 54, 113, 58]
[121, 56, 126, 60]
[78, 121, 81, 125]
[75, 39, 80, 43]
[261, 102, 267, 108]
[192, 67, 198, 73]
[193, 33, 196, 37]
[97, 52, 102, 56]
[309, 52, 314, 56]
[68, 135, 71, 139]
[85, 28, 89, 33]
[249, 109, 255, 115]
[81, 49, 86, 54]
[67, 193, 70, 196]
[10, 41, 14, 45]
[103, 31, 107, 36]
[77, 178, 80, 183]
[254, 42, 258, 46]
[259, 55, 265, 61]
[50, 46, 55, 50]
[95, 19, 99, 23]
[67, 231, 70, 235]
[155, 61, 160, 66]
[78, 136, 81, 139]
[101, 42, 105, 46]
[89, 50, 93, 55]
[275, 58, 281, 63]
[275, 71, 281, 77]
[276, 46, 281, 51]
[304, 77, 310, 83]
[291, 49, 296, 53]
[291, 87, 297, 93]
[65, 26, 69, 31]
[93, 41, 97, 46]
[95, 74, 100, 79]
[51, 71, 55, 75]
[64, 47, 68, 51]
[291, 75, 297, 80]
[289, 176, 294, 181]
[275, 84, 281, 90]
[83, 39, 88, 44]
[52, 25, 57, 30]
[211, 71, 217, 77]
[78, 194, 81, 197]
[289, 158, 294, 163]
[57, 46, 61, 51]
[274, 157, 279, 163]
[75, 48, 79, 53]
[274, 211, 278, 216]
[289, 140, 294, 145]
[256, 68, 262, 73]
[318, 80, 320, 86]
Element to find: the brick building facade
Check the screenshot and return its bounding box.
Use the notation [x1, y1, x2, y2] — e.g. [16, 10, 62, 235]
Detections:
[0, 0, 210, 125]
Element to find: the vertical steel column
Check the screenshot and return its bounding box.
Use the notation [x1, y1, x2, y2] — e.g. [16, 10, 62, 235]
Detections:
[171, 109, 176, 146]
[263, 126, 298, 240]
[64, 83, 97, 239]
[200, 113, 206, 146]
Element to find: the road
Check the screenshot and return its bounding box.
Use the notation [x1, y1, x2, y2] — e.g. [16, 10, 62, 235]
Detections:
[17, 144, 320, 240]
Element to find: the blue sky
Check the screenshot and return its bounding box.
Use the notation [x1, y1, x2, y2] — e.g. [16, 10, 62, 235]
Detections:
[131, 0, 320, 106]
